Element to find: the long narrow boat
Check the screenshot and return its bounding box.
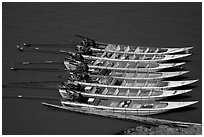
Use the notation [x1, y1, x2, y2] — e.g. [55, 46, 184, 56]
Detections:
[82, 52, 191, 63]
[19, 45, 191, 63]
[91, 43, 193, 55]
[74, 35, 193, 55]
[64, 61, 186, 72]
[60, 98, 198, 116]
[65, 79, 198, 90]
[89, 70, 189, 80]
[58, 87, 192, 101]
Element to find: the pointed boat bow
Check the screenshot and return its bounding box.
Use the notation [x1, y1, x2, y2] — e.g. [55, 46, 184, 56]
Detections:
[161, 71, 189, 78]
[165, 101, 198, 110]
[166, 79, 199, 89]
[166, 47, 193, 54]
[158, 62, 185, 70]
[164, 54, 191, 61]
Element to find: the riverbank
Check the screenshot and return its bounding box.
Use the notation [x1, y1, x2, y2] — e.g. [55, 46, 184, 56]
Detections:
[118, 124, 202, 135]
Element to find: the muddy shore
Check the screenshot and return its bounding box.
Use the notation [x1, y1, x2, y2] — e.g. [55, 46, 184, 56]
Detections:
[117, 124, 202, 135]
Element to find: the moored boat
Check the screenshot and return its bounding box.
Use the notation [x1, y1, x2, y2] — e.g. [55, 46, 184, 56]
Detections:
[74, 35, 193, 55]
[82, 53, 191, 63]
[89, 70, 189, 80]
[58, 87, 192, 101]
[64, 79, 198, 90]
[61, 98, 198, 116]
[64, 60, 186, 72]
[91, 43, 193, 55]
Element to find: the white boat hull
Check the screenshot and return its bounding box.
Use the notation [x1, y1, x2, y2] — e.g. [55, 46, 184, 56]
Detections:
[61, 100, 198, 116]
[59, 88, 192, 101]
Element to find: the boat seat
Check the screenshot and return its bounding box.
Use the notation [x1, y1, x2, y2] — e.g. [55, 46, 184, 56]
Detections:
[115, 45, 121, 51]
[110, 53, 116, 59]
[137, 73, 146, 78]
[101, 52, 107, 57]
[129, 54, 135, 60]
[152, 55, 156, 60]
[109, 101, 119, 107]
[102, 61, 109, 67]
[91, 87, 98, 94]
[135, 63, 140, 68]
[93, 59, 103, 66]
[137, 81, 146, 87]
[150, 90, 162, 96]
[144, 81, 148, 87]
[125, 63, 130, 68]
[134, 47, 140, 53]
[105, 44, 115, 51]
[144, 48, 149, 53]
[115, 54, 121, 59]
[124, 46, 130, 52]
[113, 88, 120, 95]
[121, 80, 127, 86]
[145, 63, 150, 68]
[128, 90, 138, 96]
[128, 62, 136, 68]
[139, 90, 150, 96]
[98, 99, 109, 106]
[117, 89, 126, 96]
[118, 62, 128, 68]
[139, 55, 146, 60]
[155, 55, 164, 60]
[125, 82, 133, 87]
[154, 48, 159, 53]
[148, 73, 161, 78]
[131, 104, 141, 109]
[110, 78, 116, 85]
[125, 73, 134, 78]
[95, 88, 103, 94]
[146, 81, 158, 87]
[93, 98, 101, 105]
[113, 62, 119, 68]
[125, 89, 130, 96]
[120, 54, 126, 60]
[102, 88, 109, 95]
[85, 86, 92, 93]
[106, 88, 115, 95]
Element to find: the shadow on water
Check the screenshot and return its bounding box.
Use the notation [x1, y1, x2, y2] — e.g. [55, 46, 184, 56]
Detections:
[171, 85, 197, 90]
[163, 95, 192, 101]
[164, 76, 189, 81]
[159, 67, 186, 72]
[165, 59, 191, 63]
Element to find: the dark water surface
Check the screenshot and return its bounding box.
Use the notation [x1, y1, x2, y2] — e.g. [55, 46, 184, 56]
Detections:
[2, 2, 202, 135]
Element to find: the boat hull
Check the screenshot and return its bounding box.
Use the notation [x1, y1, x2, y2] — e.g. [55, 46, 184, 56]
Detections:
[61, 100, 198, 116]
[93, 42, 193, 55]
[64, 61, 185, 72]
[59, 88, 192, 101]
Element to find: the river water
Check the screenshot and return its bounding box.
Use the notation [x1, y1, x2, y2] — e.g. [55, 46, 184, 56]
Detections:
[2, 2, 202, 135]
